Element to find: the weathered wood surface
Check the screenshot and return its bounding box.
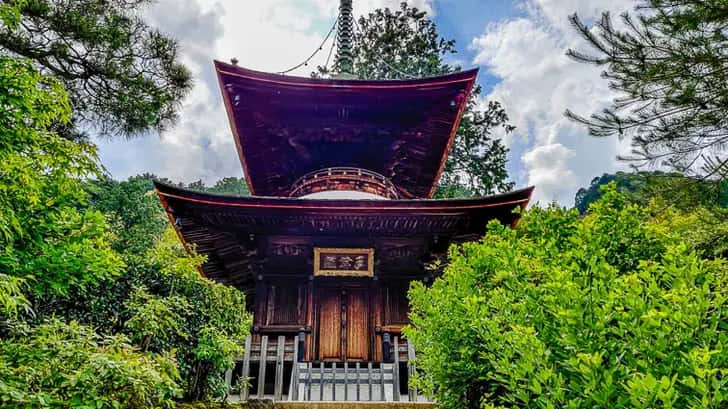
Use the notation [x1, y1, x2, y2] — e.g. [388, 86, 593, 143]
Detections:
[346, 290, 369, 361]
[257, 336, 268, 398]
[240, 336, 252, 401]
[318, 288, 342, 360]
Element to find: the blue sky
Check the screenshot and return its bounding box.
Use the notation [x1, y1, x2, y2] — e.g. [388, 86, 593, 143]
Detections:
[96, 0, 637, 205]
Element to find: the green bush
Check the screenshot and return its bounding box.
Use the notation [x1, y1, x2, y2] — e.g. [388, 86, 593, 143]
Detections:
[37, 175, 252, 402]
[406, 186, 727, 409]
[0, 319, 181, 408]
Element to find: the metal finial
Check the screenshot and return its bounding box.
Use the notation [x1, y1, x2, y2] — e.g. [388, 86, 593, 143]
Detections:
[230, 57, 239, 66]
[335, 0, 355, 78]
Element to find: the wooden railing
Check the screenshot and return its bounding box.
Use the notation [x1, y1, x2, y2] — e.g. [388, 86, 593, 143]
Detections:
[288, 167, 401, 199]
[294, 361, 394, 401]
[224, 334, 426, 402]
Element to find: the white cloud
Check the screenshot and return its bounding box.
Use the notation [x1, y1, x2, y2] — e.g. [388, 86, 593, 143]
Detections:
[95, 0, 437, 185]
[472, 0, 635, 205]
[96, 0, 636, 206]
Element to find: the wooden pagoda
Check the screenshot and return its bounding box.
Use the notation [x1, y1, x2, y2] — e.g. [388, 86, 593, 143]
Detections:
[154, 0, 533, 402]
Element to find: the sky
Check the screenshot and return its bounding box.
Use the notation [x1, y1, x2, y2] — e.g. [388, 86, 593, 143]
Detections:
[96, 0, 638, 206]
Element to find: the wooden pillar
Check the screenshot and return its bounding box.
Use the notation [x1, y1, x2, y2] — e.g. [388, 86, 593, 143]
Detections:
[372, 280, 383, 361]
[254, 276, 266, 330]
[297, 330, 306, 362]
[305, 275, 314, 361]
[382, 332, 392, 363]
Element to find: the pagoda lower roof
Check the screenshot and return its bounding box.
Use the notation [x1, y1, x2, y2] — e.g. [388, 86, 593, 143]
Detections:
[215, 61, 478, 199]
[155, 181, 533, 295]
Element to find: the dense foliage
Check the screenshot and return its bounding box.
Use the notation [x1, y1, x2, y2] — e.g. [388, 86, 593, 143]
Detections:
[0, 47, 249, 406]
[575, 172, 728, 257]
[186, 177, 250, 197]
[566, 0, 728, 183]
[0, 55, 121, 297]
[0, 320, 181, 408]
[0, 52, 184, 408]
[575, 172, 728, 215]
[53, 176, 252, 401]
[317, 2, 514, 197]
[406, 186, 727, 409]
[0, 0, 192, 139]
[575, 173, 645, 214]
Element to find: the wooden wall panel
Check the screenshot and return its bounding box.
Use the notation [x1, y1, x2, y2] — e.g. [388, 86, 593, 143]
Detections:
[269, 284, 300, 324]
[346, 290, 369, 361]
[385, 283, 410, 324]
[317, 288, 342, 360]
[254, 280, 267, 327]
[305, 279, 314, 361]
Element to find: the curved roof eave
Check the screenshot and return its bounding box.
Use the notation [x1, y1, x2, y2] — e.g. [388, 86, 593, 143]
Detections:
[214, 60, 479, 88]
[153, 180, 534, 212]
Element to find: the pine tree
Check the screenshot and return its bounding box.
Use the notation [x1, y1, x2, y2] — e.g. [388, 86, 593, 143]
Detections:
[566, 0, 728, 187]
[0, 0, 192, 139]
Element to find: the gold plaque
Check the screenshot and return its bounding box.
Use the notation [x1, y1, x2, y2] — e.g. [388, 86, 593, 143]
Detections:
[313, 248, 374, 277]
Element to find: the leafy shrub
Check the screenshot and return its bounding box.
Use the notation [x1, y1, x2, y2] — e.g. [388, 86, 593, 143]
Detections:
[0, 55, 122, 297]
[0, 319, 181, 408]
[406, 186, 727, 409]
[0, 18, 250, 406]
[0, 52, 186, 408]
[134, 228, 250, 400]
[35, 174, 252, 402]
[0, 274, 30, 319]
[125, 285, 191, 351]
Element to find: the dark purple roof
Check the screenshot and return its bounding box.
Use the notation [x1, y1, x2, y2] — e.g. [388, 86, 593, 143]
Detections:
[215, 61, 478, 198]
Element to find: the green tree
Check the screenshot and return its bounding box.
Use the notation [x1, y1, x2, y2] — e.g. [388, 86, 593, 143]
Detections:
[0, 51, 184, 408]
[406, 186, 727, 409]
[566, 1, 728, 184]
[185, 177, 250, 197]
[0, 54, 121, 296]
[49, 175, 252, 401]
[0, 0, 192, 139]
[575, 173, 641, 214]
[0, 6, 247, 404]
[317, 2, 514, 197]
[86, 174, 168, 255]
[138, 229, 251, 401]
[575, 171, 728, 215]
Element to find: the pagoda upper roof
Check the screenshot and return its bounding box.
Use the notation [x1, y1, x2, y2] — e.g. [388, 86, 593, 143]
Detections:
[215, 61, 478, 198]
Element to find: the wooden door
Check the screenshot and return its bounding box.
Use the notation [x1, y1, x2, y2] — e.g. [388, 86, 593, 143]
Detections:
[346, 289, 369, 360]
[317, 288, 342, 360]
[316, 287, 370, 361]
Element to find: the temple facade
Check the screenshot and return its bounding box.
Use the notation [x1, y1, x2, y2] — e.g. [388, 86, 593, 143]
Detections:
[154, 1, 533, 402]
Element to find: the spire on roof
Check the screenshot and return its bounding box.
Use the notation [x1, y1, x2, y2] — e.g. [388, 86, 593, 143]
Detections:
[334, 0, 356, 79]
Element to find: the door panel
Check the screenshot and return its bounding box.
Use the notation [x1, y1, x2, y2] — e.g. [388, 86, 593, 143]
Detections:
[317, 288, 342, 360]
[346, 290, 369, 360]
